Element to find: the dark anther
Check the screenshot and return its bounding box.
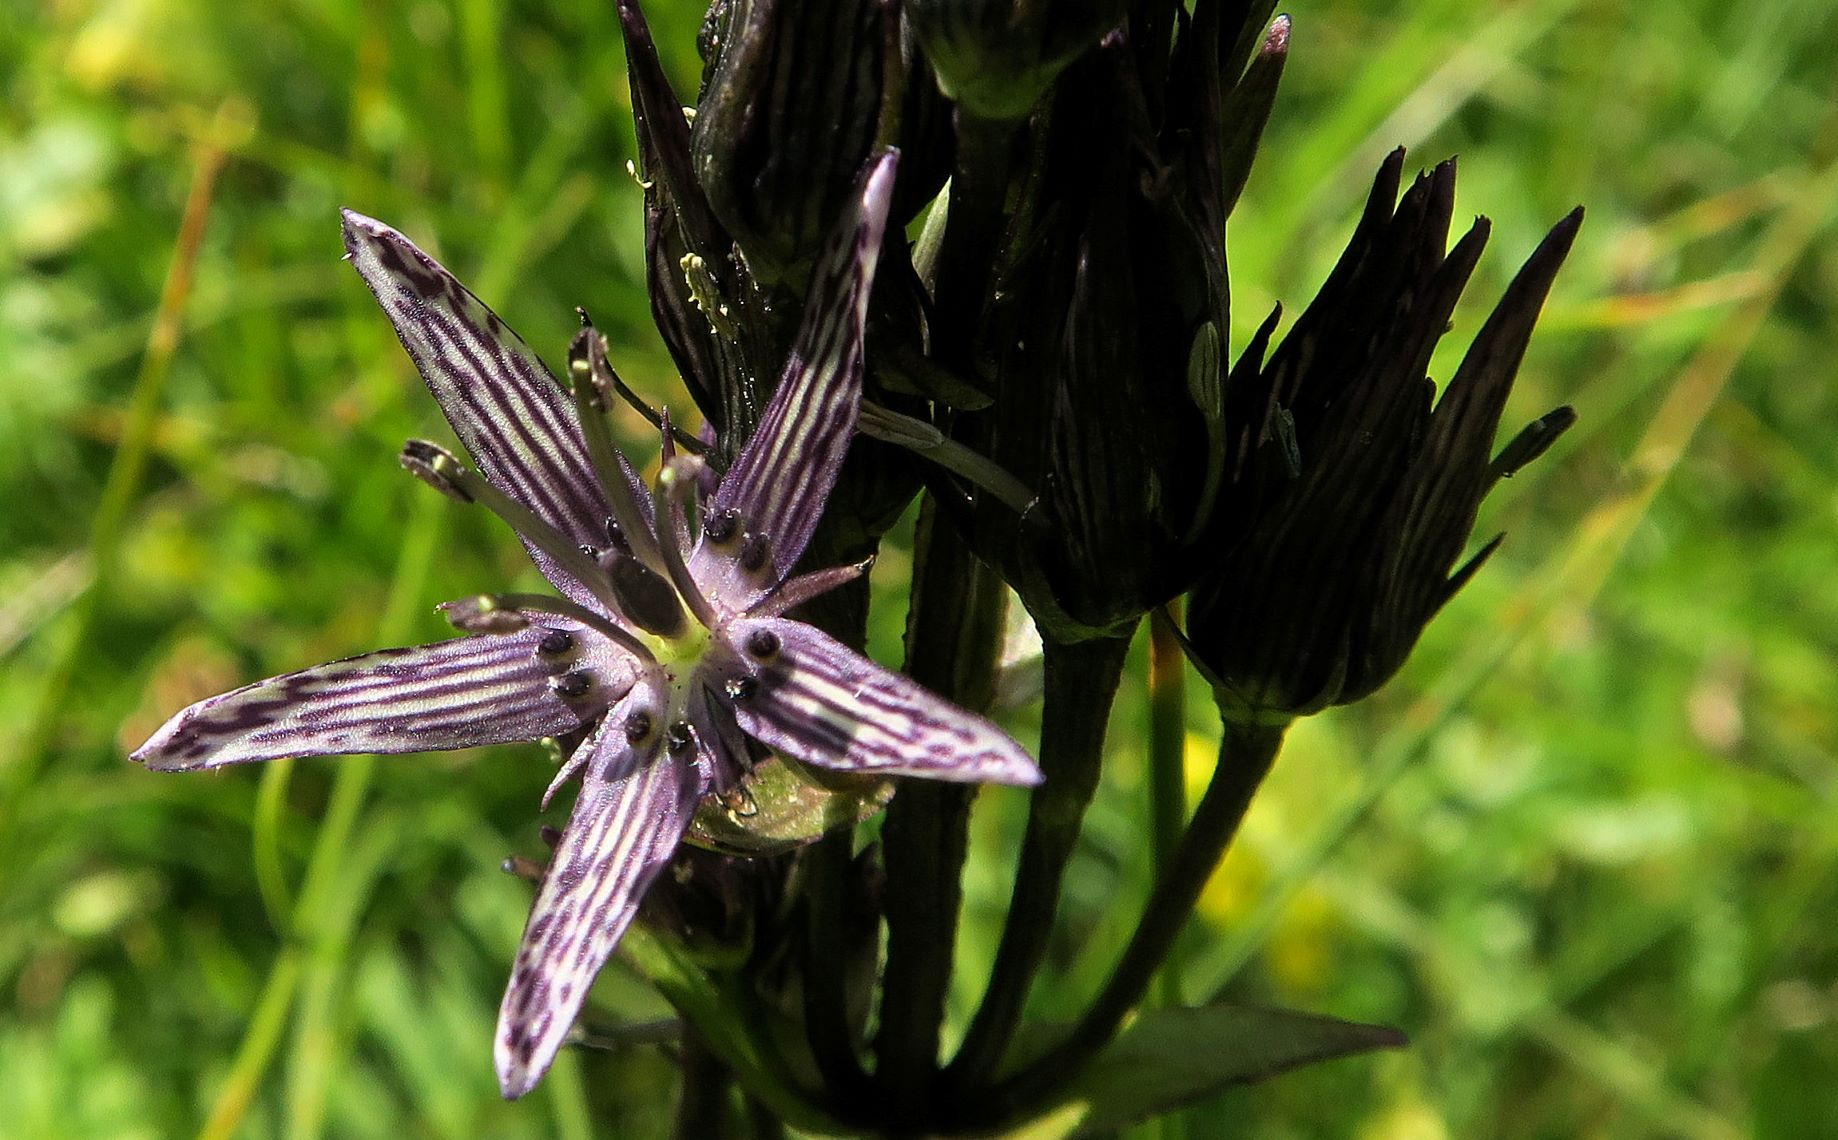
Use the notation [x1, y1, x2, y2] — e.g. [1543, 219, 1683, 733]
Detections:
[578, 544, 598, 559]
[739, 531, 772, 572]
[725, 675, 758, 701]
[665, 722, 694, 756]
[624, 709, 655, 744]
[537, 630, 575, 656]
[538, 825, 562, 848]
[745, 629, 781, 660]
[551, 671, 592, 698]
[399, 439, 473, 503]
[702, 508, 740, 544]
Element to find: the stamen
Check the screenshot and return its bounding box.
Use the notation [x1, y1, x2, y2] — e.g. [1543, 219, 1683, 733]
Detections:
[488, 592, 658, 666]
[665, 721, 694, 757]
[720, 786, 758, 818]
[651, 451, 718, 629]
[400, 440, 475, 504]
[724, 675, 757, 701]
[501, 855, 544, 883]
[566, 328, 669, 578]
[569, 319, 707, 455]
[537, 630, 576, 656]
[403, 441, 627, 620]
[702, 507, 740, 545]
[438, 595, 531, 635]
[624, 709, 656, 745]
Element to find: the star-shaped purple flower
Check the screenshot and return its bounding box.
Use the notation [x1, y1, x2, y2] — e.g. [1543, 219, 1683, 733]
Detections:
[132, 152, 1039, 1097]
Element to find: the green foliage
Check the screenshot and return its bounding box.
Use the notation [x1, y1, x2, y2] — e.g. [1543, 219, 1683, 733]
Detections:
[2, 0, 1835, 1136]
[1056, 1003, 1404, 1135]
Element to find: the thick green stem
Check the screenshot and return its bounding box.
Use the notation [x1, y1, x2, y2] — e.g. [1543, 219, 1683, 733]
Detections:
[1148, 606, 1189, 1010]
[977, 720, 1286, 1125]
[946, 632, 1133, 1089]
[874, 498, 1006, 1122]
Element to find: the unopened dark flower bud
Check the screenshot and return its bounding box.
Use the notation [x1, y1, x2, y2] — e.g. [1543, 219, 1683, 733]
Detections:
[907, 0, 1125, 119]
[955, 14, 1288, 641]
[691, 0, 951, 278]
[1186, 152, 1582, 721]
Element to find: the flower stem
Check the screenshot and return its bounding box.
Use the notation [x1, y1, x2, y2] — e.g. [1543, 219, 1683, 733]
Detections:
[801, 834, 871, 1112]
[977, 720, 1285, 1124]
[946, 632, 1132, 1089]
[1148, 605, 1188, 1010]
[931, 112, 1015, 369]
[674, 1025, 736, 1139]
[874, 498, 1006, 1121]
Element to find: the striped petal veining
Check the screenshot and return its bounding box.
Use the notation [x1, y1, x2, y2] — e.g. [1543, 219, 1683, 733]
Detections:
[132, 630, 615, 772]
[693, 152, 896, 605]
[725, 617, 1042, 787]
[495, 696, 708, 1098]
[343, 211, 614, 602]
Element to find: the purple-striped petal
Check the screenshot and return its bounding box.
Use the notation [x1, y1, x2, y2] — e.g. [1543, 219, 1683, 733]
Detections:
[693, 153, 897, 604]
[688, 680, 751, 794]
[724, 617, 1041, 787]
[342, 212, 613, 600]
[495, 695, 707, 1098]
[132, 630, 622, 771]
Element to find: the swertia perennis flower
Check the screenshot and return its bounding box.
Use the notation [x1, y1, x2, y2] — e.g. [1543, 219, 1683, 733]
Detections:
[130, 152, 1039, 1098]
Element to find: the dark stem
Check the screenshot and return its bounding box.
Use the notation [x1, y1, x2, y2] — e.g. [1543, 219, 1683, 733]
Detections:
[743, 1095, 788, 1140]
[801, 833, 871, 1115]
[675, 1024, 736, 1139]
[945, 632, 1133, 1089]
[975, 719, 1286, 1125]
[873, 497, 1007, 1124]
[932, 112, 1015, 370]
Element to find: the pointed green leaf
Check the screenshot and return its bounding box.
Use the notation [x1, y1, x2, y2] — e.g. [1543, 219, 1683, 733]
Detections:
[1062, 1003, 1405, 1134]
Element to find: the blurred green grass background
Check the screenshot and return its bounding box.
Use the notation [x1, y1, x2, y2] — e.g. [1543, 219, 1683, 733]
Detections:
[3, 0, 1836, 1136]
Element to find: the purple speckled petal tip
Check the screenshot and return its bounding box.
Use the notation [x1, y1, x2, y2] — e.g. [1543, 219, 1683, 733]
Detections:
[131, 631, 598, 772]
[342, 211, 613, 600]
[727, 616, 1042, 787]
[695, 152, 897, 604]
[495, 697, 708, 1099]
